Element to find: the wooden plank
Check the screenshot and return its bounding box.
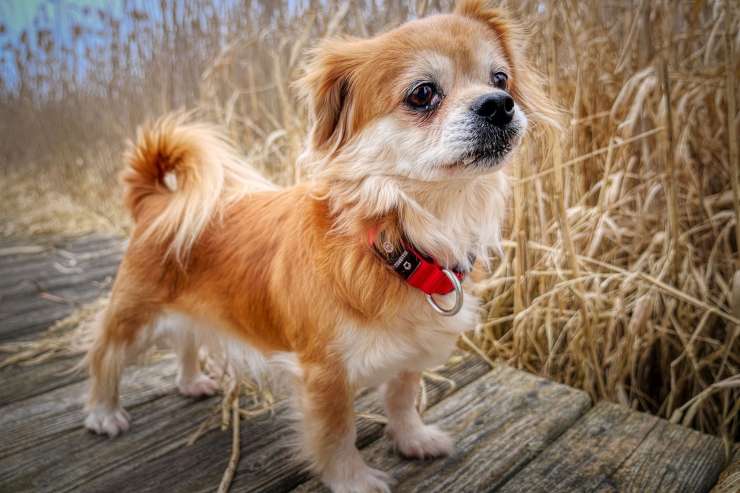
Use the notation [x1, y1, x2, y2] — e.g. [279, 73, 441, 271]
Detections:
[294, 365, 592, 493]
[0, 391, 220, 493]
[0, 244, 50, 257]
[0, 243, 54, 267]
[0, 267, 111, 343]
[0, 282, 108, 319]
[0, 256, 59, 281]
[0, 357, 179, 460]
[0, 254, 121, 294]
[55, 235, 124, 255]
[0, 292, 105, 343]
[0, 355, 85, 406]
[67, 393, 299, 493]
[0, 255, 120, 295]
[496, 401, 725, 493]
[79, 355, 490, 493]
[496, 402, 657, 493]
[0, 247, 120, 284]
[2, 355, 489, 493]
[0, 235, 122, 275]
[0, 235, 121, 343]
[607, 417, 725, 493]
[1, 304, 81, 341]
[712, 446, 739, 493]
[0, 244, 119, 280]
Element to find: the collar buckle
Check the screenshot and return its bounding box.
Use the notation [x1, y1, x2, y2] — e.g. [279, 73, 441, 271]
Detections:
[425, 269, 464, 316]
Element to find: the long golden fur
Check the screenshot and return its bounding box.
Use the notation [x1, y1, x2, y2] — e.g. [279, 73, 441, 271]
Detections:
[84, 2, 556, 491]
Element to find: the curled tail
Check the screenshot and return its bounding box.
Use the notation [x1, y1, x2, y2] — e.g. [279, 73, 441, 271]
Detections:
[122, 113, 276, 261]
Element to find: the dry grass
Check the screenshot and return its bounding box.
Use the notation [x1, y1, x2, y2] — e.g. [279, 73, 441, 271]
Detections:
[0, 0, 738, 450]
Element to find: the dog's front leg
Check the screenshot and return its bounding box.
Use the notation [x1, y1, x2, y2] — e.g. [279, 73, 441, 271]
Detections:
[383, 371, 454, 459]
[297, 360, 390, 493]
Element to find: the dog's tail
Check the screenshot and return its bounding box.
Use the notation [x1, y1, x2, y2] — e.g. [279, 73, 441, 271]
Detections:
[122, 113, 276, 261]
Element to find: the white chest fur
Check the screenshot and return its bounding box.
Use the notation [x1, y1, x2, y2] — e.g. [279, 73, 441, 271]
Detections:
[335, 290, 480, 387]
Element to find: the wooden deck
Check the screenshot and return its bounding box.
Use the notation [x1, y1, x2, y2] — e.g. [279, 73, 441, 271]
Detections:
[0, 234, 734, 492]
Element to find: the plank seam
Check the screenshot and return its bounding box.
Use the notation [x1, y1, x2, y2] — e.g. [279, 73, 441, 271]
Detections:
[596, 414, 660, 491]
[493, 392, 594, 491]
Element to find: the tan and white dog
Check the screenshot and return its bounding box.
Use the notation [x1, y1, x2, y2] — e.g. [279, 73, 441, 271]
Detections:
[84, 1, 556, 491]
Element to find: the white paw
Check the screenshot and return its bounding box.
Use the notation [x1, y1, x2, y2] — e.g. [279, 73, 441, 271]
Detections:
[177, 373, 219, 398]
[389, 424, 454, 460]
[323, 456, 391, 493]
[84, 406, 130, 437]
[325, 465, 391, 493]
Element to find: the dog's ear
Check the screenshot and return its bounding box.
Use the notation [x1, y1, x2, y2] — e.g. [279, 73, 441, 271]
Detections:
[454, 0, 561, 130]
[455, 0, 517, 66]
[297, 37, 365, 154]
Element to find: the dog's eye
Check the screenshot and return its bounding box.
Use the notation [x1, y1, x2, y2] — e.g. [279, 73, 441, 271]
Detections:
[406, 83, 439, 111]
[492, 72, 509, 90]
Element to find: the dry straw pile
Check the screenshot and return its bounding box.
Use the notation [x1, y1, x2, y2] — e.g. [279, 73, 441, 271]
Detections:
[0, 0, 738, 448]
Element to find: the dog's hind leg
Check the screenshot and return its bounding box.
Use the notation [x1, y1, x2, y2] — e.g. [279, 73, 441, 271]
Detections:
[84, 294, 157, 437]
[171, 322, 219, 398]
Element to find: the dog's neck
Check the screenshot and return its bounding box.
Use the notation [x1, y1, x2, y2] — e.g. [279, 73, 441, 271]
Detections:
[318, 171, 509, 271]
[394, 173, 509, 270]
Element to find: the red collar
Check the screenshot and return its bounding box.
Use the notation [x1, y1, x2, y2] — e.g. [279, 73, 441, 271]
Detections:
[367, 226, 466, 296]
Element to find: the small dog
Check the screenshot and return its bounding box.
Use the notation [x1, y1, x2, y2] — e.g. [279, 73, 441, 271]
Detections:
[84, 1, 556, 491]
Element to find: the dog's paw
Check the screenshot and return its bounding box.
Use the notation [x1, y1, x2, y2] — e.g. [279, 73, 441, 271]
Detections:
[177, 373, 219, 398]
[324, 462, 391, 493]
[84, 406, 130, 437]
[389, 424, 454, 460]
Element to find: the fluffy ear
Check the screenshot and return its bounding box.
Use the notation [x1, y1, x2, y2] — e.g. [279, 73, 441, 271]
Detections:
[296, 37, 364, 155]
[455, 0, 516, 66]
[454, 0, 561, 130]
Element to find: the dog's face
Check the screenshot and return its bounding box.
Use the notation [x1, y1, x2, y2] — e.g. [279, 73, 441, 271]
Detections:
[387, 16, 526, 177]
[300, 0, 545, 182]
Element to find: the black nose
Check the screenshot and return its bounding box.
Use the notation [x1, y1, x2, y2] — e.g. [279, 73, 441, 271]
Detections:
[471, 92, 515, 126]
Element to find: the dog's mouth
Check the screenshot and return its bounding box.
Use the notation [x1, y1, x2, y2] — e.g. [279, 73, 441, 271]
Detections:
[452, 124, 522, 170]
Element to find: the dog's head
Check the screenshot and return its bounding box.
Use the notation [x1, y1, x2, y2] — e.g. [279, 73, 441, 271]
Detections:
[299, 0, 555, 182]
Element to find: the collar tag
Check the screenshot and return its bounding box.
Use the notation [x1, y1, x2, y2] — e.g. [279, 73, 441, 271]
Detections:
[370, 230, 465, 296]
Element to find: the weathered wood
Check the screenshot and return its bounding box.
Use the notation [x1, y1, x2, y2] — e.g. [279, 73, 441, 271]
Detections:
[0, 244, 120, 279]
[0, 243, 53, 267]
[294, 365, 592, 493]
[1, 304, 81, 340]
[56, 235, 124, 255]
[0, 355, 488, 493]
[0, 293, 105, 342]
[0, 233, 732, 493]
[606, 416, 725, 492]
[0, 235, 122, 274]
[45, 395, 293, 493]
[496, 401, 725, 493]
[0, 253, 121, 296]
[0, 257, 60, 281]
[711, 446, 739, 493]
[0, 282, 107, 320]
[0, 235, 121, 342]
[0, 235, 121, 309]
[0, 357, 179, 460]
[76, 355, 490, 493]
[0, 355, 85, 406]
[0, 391, 220, 493]
[0, 244, 49, 257]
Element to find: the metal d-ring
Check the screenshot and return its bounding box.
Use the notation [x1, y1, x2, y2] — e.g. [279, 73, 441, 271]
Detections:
[425, 269, 464, 316]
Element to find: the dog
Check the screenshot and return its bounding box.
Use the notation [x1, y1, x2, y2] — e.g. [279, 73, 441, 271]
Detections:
[84, 1, 556, 491]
